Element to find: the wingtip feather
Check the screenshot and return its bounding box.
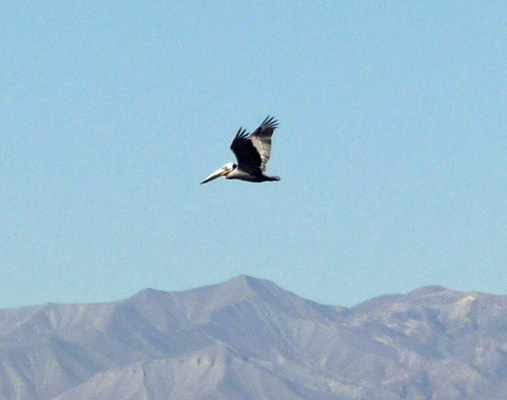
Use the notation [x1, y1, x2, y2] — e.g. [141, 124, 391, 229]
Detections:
[262, 115, 279, 129]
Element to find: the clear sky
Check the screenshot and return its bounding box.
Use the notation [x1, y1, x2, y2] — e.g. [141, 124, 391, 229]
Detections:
[1, 2, 505, 309]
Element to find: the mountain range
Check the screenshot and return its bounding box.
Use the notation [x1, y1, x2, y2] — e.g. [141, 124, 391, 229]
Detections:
[0, 275, 506, 399]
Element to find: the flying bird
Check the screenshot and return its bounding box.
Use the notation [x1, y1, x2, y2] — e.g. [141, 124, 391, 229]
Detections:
[200, 115, 281, 184]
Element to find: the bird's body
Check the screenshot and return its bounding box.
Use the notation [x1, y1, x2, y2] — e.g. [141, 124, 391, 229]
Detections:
[226, 167, 280, 182]
[200, 116, 281, 185]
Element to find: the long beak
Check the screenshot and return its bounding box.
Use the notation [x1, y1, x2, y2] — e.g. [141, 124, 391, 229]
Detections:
[200, 166, 228, 185]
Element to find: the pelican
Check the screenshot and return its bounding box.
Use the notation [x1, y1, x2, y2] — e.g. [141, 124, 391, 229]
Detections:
[200, 115, 281, 184]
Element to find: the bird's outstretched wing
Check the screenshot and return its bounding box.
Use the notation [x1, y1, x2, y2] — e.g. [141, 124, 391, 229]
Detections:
[249, 115, 278, 172]
[229, 116, 278, 173]
[230, 128, 262, 174]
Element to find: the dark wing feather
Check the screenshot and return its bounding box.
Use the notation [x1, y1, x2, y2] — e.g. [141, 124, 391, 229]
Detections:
[229, 116, 279, 174]
[230, 127, 263, 174]
[249, 115, 278, 172]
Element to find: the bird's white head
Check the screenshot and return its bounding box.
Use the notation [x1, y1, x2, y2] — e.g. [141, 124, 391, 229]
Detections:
[222, 162, 236, 172]
[200, 162, 237, 185]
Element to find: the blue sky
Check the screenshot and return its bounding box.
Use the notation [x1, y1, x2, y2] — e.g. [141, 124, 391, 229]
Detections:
[1, 2, 505, 308]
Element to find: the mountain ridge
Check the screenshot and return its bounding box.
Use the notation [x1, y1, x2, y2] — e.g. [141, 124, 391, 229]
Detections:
[0, 275, 505, 400]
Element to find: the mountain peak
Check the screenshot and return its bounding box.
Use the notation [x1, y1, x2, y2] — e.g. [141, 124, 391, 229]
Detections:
[220, 274, 280, 294]
[132, 275, 272, 301]
[407, 285, 448, 298]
